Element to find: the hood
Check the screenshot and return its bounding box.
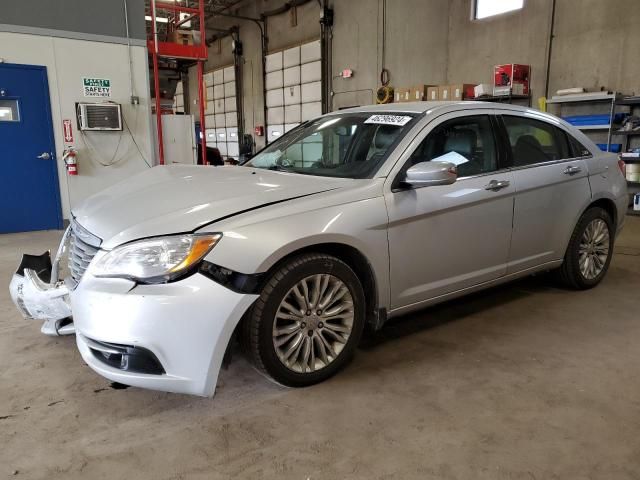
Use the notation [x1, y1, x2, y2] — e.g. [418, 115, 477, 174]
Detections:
[73, 165, 351, 249]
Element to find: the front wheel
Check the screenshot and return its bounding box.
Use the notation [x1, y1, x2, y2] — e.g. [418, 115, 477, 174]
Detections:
[242, 253, 365, 387]
[556, 207, 614, 289]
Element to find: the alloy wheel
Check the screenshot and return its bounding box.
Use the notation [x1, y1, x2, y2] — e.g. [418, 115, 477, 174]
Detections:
[578, 218, 610, 280]
[272, 274, 354, 373]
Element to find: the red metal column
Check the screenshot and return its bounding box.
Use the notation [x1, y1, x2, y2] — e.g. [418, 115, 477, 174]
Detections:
[151, 0, 165, 165]
[198, 0, 207, 165]
[197, 61, 207, 165]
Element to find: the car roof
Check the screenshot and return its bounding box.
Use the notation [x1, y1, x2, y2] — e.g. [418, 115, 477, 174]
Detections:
[328, 100, 543, 117]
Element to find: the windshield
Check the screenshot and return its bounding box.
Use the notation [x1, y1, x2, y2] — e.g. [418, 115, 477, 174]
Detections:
[244, 112, 418, 178]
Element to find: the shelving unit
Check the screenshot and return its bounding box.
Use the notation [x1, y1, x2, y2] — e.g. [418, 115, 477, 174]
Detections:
[614, 97, 640, 215]
[546, 92, 618, 152]
[611, 96, 640, 153]
[623, 157, 640, 216]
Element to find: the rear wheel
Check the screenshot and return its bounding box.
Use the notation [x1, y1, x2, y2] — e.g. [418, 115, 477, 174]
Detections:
[242, 253, 365, 387]
[557, 207, 614, 289]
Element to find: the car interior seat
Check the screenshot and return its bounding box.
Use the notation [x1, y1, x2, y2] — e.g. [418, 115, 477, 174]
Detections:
[443, 128, 479, 176]
[513, 134, 547, 166]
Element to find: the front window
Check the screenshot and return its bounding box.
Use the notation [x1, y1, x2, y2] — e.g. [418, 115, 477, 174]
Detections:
[407, 115, 498, 177]
[245, 113, 418, 178]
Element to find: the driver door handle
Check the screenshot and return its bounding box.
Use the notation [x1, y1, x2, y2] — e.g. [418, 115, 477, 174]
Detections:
[485, 179, 510, 191]
[563, 165, 582, 175]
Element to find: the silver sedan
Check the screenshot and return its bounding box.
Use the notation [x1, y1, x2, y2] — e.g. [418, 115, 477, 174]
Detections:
[10, 102, 628, 396]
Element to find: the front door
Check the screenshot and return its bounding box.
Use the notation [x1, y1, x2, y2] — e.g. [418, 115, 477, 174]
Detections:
[0, 63, 62, 233]
[385, 112, 515, 310]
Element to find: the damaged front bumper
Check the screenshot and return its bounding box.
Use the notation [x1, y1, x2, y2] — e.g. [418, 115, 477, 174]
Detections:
[9, 227, 74, 336]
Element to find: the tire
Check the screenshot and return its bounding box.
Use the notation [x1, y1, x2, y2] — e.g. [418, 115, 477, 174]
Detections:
[556, 207, 614, 290]
[242, 253, 365, 387]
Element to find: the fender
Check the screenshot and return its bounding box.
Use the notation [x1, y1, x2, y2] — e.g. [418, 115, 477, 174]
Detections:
[202, 196, 392, 311]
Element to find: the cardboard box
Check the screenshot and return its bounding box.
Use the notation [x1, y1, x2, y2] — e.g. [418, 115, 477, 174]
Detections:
[438, 85, 451, 101]
[474, 83, 492, 98]
[171, 29, 202, 46]
[493, 82, 526, 96]
[494, 63, 530, 95]
[426, 86, 439, 101]
[450, 83, 476, 100]
[395, 87, 411, 103]
[410, 84, 436, 101]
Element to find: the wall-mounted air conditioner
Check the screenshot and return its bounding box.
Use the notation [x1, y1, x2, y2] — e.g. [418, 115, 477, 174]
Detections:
[76, 103, 122, 131]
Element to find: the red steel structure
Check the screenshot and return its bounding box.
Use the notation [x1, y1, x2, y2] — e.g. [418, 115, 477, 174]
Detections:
[148, 0, 208, 165]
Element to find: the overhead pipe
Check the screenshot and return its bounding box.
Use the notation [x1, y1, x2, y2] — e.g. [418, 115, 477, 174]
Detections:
[544, 0, 557, 99]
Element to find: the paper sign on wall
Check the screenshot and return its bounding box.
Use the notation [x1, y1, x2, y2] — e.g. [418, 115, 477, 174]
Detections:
[63, 119, 73, 143]
[83, 77, 111, 97]
[364, 115, 412, 126]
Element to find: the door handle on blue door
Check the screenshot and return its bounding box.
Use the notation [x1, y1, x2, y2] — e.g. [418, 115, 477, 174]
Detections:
[484, 180, 510, 191]
[37, 152, 51, 160]
[563, 165, 581, 175]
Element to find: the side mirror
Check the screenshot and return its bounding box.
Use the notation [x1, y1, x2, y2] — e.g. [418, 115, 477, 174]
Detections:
[403, 161, 457, 187]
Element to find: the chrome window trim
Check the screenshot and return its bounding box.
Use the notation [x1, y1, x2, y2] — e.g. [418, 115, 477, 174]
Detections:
[506, 156, 591, 173]
[454, 167, 513, 182]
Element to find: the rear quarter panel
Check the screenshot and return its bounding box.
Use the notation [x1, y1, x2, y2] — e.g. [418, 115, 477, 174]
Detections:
[584, 152, 628, 231]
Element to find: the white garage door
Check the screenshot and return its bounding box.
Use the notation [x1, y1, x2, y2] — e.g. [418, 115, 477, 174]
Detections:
[265, 39, 322, 144]
[203, 65, 239, 159]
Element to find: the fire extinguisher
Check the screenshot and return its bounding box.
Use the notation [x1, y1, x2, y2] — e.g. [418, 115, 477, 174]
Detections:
[63, 147, 78, 175]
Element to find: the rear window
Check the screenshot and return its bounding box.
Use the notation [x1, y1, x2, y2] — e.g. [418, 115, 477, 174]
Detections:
[502, 115, 570, 166]
[567, 134, 592, 158]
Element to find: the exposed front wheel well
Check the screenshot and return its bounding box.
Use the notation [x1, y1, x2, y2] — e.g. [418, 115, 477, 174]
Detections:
[258, 243, 381, 329]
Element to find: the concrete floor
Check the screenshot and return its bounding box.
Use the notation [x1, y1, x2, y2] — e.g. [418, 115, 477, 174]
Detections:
[1, 218, 639, 480]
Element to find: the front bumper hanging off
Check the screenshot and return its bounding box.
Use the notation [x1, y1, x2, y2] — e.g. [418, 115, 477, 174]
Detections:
[9, 228, 74, 336]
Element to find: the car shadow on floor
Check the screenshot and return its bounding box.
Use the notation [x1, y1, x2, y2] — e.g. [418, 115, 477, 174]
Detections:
[358, 273, 562, 351]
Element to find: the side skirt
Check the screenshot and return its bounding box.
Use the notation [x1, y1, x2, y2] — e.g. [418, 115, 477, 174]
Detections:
[387, 260, 563, 319]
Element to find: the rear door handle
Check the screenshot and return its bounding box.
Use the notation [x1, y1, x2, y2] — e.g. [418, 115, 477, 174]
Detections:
[485, 179, 511, 191]
[563, 165, 582, 175]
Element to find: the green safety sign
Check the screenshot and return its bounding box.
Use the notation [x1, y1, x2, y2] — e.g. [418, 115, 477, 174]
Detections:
[83, 77, 111, 97]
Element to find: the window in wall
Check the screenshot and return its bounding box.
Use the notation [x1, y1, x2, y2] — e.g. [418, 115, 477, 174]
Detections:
[409, 115, 497, 178]
[474, 0, 524, 19]
[502, 115, 570, 166]
[0, 99, 20, 122]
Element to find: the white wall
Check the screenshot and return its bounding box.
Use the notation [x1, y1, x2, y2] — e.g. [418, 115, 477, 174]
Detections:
[0, 32, 153, 221]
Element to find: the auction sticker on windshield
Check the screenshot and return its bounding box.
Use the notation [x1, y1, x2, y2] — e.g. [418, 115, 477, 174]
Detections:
[364, 115, 412, 126]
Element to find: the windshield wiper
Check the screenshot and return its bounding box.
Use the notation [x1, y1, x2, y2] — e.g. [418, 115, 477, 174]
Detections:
[267, 165, 293, 172]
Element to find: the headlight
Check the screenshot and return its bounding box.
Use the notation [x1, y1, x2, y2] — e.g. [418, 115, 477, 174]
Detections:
[92, 234, 221, 283]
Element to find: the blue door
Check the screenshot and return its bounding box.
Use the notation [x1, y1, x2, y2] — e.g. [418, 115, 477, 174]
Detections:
[0, 63, 62, 233]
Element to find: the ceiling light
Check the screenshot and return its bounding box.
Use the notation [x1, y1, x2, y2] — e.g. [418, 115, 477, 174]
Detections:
[145, 15, 169, 23]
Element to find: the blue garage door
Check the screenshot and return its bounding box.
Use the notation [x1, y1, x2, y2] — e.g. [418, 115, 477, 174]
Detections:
[0, 63, 62, 233]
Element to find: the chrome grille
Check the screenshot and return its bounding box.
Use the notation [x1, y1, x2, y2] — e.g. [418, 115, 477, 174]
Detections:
[68, 221, 101, 284]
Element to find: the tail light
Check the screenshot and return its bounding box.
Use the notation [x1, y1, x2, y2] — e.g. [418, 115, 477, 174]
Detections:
[618, 159, 626, 177]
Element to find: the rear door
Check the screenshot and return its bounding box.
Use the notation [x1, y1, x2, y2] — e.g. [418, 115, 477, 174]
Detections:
[0, 63, 62, 233]
[498, 113, 591, 272]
